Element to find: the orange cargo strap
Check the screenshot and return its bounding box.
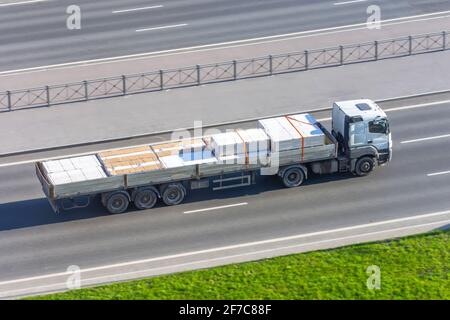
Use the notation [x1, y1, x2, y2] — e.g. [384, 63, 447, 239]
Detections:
[235, 129, 249, 167]
[285, 116, 305, 162]
[287, 118, 317, 127]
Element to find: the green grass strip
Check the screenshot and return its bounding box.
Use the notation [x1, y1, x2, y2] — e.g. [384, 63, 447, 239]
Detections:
[33, 230, 449, 300]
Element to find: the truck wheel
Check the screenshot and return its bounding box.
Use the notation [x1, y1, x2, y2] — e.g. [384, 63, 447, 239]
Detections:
[282, 167, 305, 188]
[355, 157, 374, 177]
[134, 188, 158, 210]
[162, 183, 186, 206]
[105, 191, 130, 214]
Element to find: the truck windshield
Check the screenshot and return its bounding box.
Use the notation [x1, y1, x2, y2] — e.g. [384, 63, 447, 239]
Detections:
[369, 119, 389, 134]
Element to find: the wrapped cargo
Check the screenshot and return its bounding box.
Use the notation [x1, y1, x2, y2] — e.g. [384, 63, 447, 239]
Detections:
[258, 117, 299, 152]
[217, 151, 269, 166]
[42, 155, 107, 185]
[209, 131, 243, 157]
[258, 113, 325, 152]
[209, 128, 269, 157]
[285, 114, 325, 147]
[236, 128, 270, 154]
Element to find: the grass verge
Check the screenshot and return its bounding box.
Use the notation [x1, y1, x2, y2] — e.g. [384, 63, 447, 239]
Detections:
[33, 230, 449, 299]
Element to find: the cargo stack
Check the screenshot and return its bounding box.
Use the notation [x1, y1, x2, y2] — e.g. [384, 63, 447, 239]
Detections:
[41, 113, 328, 186]
[152, 138, 217, 169]
[42, 155, 107, 185]
[98, 145, 161, 176]
[209, 128, 269, 165]
[258, 113, 327, 161]
[97, 138, 214, 175]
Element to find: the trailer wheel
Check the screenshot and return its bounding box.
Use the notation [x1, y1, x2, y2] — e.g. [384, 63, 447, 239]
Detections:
[161, 183, 186, 206]
[354, 157, 374, 177]
[134, 188, 158, 210]
[105, 191, 130, 214]
[282, 167, 305, 188]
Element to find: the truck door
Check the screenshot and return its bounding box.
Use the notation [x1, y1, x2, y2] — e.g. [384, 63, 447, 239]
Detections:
[367, 118, 390, 151]
[349, 121, 367, 147]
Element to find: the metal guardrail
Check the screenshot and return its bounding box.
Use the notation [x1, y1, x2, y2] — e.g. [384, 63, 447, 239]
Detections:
[0, 30, 448, 112]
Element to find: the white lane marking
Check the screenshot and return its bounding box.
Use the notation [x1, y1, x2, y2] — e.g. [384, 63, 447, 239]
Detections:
[0, 209, 449, 287]
[334, 0, 367, 5]
[1, 10, 450, 75]
[183, 202, 248, 214]
[384, 99, 450, 112]
[1, 217, 449, 298]
[0, 0, 47, 6]
[401, 134, 450, 144]
[427, 170, 450, 177]
[0, 97, 448, 168]
[112, 5, 163, 14]
[136, 24, 188, 33]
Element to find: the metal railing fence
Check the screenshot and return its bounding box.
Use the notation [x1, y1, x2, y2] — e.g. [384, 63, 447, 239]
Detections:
[1, 30, 448, 112]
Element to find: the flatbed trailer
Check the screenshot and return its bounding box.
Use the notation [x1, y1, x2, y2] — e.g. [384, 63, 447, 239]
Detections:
[36, 99, 392, 214]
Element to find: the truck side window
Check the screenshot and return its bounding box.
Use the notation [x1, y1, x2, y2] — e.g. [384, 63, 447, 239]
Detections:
[368, 120, 387, 134]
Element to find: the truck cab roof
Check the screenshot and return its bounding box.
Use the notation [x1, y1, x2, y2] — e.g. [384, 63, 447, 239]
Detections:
[333, 99, 387, 120]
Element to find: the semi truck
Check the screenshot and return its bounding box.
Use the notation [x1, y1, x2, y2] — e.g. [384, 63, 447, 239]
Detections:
[36, 99, 392, 214]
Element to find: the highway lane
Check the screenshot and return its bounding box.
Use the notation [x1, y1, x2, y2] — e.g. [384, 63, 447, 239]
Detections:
[2, 49, 450, 154]
[0, 0, 449, 71]
[0, 100, 449, 296]
[1, 13, 449, 90]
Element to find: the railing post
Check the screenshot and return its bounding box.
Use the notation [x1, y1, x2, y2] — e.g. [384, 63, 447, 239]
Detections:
[408, 36, 413, 55]
[196, 65, 201, 85]
[304, 50, 308, 70]
[160, 70, 164, 90]
[233, 60, 237, 80]
[443, 31, 447, 50]
[6, 91, 11, 111]
[122, 75, 126, 95]
[46, 85, 50, 106]
[374, 41, 378, 60]
[83, 80, 88, 101]
[269, 55, 273, 75]
[339, 45, 344, 65]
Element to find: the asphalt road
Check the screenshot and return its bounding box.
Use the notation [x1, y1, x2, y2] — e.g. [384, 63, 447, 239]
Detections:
[1, 49, 450, 153]
[0, 98, 449, 297]
[1, 0, 450, 71]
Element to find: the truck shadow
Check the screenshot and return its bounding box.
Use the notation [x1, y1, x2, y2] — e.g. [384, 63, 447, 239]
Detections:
[183, 172, 355, 204]
[0, 197, 108, 231]
[0, 172, 355, 231]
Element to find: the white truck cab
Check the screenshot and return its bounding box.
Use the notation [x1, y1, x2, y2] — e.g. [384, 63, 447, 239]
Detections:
[332, 99, 392, 174]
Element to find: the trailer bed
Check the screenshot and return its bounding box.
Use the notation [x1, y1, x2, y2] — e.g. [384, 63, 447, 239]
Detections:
[36, 115, 338, 201]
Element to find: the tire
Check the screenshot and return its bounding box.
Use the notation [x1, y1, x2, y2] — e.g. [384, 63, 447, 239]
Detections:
[134, 188, 158, 210]
[354, 157, 374, 177]
[105, 191, 130, 214]
[161, 183, 186, 206]
[282, 167, 305, 188]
